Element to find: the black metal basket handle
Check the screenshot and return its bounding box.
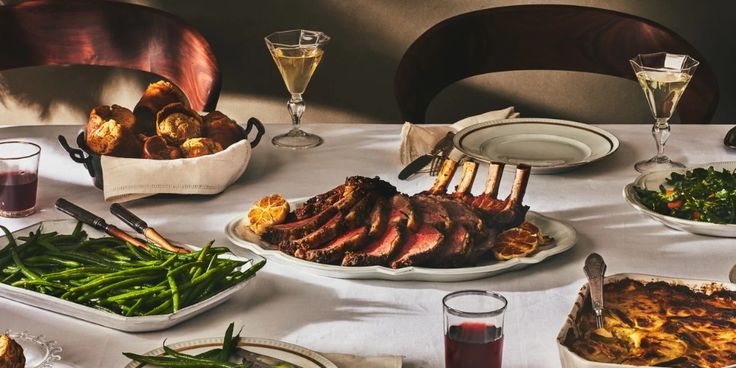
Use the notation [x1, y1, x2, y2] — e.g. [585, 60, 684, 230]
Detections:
[244, 117, 266, 148]
[58, 134, 96, 177]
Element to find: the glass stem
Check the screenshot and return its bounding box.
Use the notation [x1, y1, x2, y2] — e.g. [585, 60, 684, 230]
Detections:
[287, 94, 305, 132]
[652, 118, 671, 159]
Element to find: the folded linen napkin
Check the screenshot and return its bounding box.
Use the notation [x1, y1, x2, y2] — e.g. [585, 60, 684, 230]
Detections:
[323, 353, 403, 368]
[101, 139, 251, 203]
[399, 107, 519, 164]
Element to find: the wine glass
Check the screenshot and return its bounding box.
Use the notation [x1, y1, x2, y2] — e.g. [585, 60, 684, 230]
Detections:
[630, 52, 699, 173]
[265, 29, 330, 149]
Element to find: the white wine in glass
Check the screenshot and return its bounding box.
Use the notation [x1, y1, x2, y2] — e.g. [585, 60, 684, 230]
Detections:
[630, 53, 698, 173]
[266, 30, 330, 149]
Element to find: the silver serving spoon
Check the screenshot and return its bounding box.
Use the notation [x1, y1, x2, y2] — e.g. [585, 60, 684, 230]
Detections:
[584, 253, 607, 329]
[724, 126, 736, 149]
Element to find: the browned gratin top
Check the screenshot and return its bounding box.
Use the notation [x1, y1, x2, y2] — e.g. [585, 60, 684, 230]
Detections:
[564, 278, 736, 368]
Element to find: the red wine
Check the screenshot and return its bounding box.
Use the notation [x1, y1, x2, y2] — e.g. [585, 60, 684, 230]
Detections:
[0, 171, 38, 212]
[445, 322, 503, 368]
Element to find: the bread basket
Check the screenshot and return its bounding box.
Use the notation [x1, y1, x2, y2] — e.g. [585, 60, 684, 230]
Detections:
[58, 117, 264, 200]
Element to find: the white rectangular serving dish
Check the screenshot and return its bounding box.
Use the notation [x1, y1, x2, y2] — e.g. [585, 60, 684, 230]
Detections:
[557, 273, 736, 368]
[0, 220, 263, 332]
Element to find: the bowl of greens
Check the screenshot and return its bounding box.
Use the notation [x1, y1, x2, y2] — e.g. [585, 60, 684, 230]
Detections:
[624, 162, 736, 237]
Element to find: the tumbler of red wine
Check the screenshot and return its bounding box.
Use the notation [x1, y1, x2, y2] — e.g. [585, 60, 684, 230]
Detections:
[0, 141, 41, 218]
[443, 290, 507, 368]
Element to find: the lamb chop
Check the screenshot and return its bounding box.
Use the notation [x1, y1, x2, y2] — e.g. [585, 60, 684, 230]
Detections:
[476, 164, 531, 230]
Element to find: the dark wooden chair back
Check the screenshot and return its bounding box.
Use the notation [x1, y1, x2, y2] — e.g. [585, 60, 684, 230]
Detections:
[0, 0, 221, 112]
[395, 5, 719, 123]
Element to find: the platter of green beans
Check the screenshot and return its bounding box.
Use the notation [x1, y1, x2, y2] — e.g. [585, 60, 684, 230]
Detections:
[0, 220, 266, 332]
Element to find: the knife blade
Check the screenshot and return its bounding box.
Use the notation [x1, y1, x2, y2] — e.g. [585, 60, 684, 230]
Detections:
[398, 154, 434, 180]
[235, 348, 302, 368]
[55, 198, 149, 250]
[584, 253, 607, 329]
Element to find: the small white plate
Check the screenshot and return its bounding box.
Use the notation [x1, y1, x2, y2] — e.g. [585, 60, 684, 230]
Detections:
[624, 161, 736, 237]
[0, 220, 263, 332]
[225, 199, 577, 282]
[2, 330, 62, 368]
[123, 336, 337, 368]
[453, 118, 619, 174]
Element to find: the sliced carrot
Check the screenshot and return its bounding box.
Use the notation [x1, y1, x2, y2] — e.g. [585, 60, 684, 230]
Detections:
[667, 199, 684, 209]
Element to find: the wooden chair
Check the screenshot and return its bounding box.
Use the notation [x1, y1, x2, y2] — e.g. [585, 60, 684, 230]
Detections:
[0, 0, 221, 112]
[395, 5, 719, 123]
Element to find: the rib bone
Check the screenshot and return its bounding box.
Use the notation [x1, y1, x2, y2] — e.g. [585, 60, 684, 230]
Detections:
[428, 159, 459, 195]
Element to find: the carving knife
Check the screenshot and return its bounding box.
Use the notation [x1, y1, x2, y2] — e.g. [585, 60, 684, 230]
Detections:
[55, 198, 149, 250]
[109, 203, 190, 254]
[584, 253, 607, 329]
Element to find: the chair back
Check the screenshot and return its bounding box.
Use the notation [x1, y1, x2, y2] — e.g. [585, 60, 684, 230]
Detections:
[0, 0, 221, 112]
[395, 5, 719, 123]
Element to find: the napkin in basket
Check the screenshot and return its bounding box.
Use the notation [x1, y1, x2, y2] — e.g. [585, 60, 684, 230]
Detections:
[101, 139, 251, 203]
[399, 107, 519, 164]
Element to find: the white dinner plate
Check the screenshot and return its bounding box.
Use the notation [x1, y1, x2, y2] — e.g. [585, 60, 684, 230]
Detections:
[123, 336, 337, 368]
[0, 220, 263, 332]
[453, 118, 619, 174]
[225, 198, 577, 282]
[624, 161, 736, 237]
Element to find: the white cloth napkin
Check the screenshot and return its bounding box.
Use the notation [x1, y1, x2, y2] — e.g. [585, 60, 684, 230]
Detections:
[399, 107, 519, 164]
[101, 139, 251, 203]
[324, 353, 403, 368]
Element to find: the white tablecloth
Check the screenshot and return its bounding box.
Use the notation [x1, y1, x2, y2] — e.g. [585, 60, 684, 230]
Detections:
[1, 123, 735, 368]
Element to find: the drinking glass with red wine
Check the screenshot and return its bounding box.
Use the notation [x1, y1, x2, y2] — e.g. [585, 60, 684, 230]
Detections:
[443, 290, 507, 368]
[0, 141, 40, 217]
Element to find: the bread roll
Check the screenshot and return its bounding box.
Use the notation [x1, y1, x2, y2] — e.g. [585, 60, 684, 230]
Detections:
[203, 111, 245, 149]
[143, 136, 182, 160]
[134, 80, 189, 135]
[0, 335, 25, 368]
[155, 103, 202, 145]
[180, 137, 223, 158]
[87, 104, 136, 136]
[86, 120, 143, 158]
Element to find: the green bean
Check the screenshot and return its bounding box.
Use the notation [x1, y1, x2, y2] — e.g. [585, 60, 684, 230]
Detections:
[124, 298, 144, 317]
[106, 285, 167, 302]
[11, 279, 69, 291]
[37, 238, 60, 252]
[11, 249, 41, 280]
[167, 275, 181, 312]
[43, 267, 109, 280]
[77, 275, 160, 301]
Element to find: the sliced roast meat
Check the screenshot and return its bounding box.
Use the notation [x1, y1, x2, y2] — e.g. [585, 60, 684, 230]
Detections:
[262, 206, 338, 245]
[433, 225, 471, 268]
[294, 184, 346, 220]
[432, 196, 485, 234]
[411, 195, 452, 233]
[344, 193, 374, 228]
[367, 196, 390, 238]
[389, 194, 418, 231]
[288, 212, 344, 252]
[342, 224, 404, 266]
[298, 226, 369, 264]
[390, 224, 444, 268]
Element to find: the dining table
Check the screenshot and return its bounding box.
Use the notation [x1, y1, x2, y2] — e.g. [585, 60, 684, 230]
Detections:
[1, 122, 735, 368]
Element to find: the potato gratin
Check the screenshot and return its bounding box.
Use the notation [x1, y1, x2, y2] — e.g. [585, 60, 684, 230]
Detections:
[565, 279, 736, 367]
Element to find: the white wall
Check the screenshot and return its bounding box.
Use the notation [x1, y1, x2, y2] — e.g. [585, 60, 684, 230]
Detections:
[0, 0, 732, 126]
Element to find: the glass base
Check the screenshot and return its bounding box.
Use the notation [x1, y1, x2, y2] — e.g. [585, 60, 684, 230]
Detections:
[272, 128, 323, 149]
[634, 155, 685, 173]
[0, 206, 35, 218]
